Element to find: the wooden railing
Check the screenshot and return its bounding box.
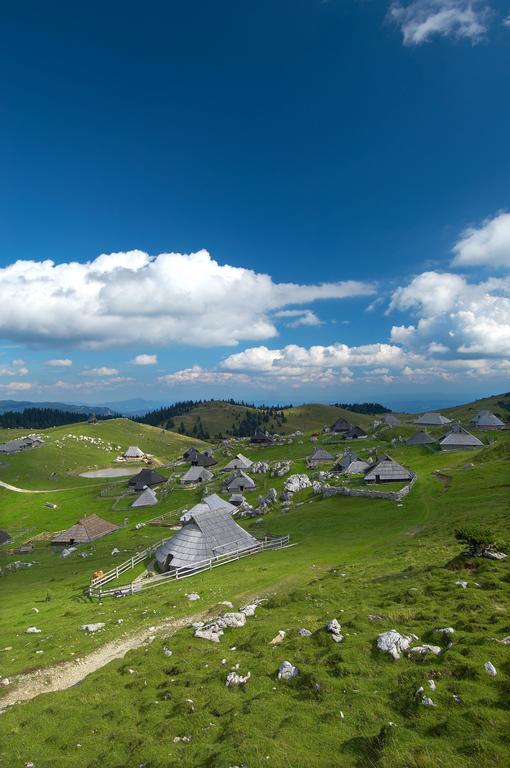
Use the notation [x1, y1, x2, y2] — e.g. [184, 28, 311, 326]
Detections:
[88, 534, 292, 599]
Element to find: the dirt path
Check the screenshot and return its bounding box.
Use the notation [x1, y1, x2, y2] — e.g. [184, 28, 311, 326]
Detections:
[0, 479, 104, 494]
[0, 611, 205, 712]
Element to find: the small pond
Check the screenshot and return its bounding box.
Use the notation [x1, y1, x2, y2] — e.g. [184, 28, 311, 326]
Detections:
[79, 467, 140, 479]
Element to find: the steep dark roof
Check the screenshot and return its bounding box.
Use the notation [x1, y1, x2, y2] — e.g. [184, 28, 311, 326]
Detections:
[330, 418, 353, 432]
[383, 413, 401, 426]
[309, 447, 334, 462]
[180, 466, 214, 484]
[131, 487, 158, 507]
[192, 452, 217, 467]
[226, 470, 256, 491]
[344, 425, 368, 439]
[128, 468, 167, 489]
[406, 430, 436, 446]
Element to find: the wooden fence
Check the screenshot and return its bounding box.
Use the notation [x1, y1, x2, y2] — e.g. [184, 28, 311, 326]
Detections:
[88, 534, 293, 599]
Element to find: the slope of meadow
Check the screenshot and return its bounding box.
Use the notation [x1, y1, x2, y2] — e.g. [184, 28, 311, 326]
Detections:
[0, 418, 509, 768]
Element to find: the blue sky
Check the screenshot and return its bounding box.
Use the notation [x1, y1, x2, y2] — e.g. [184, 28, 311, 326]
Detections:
[1, 0, 509, 407]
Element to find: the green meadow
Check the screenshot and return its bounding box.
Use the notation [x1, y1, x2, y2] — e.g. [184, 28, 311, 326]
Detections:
[0, 414, 509, 767]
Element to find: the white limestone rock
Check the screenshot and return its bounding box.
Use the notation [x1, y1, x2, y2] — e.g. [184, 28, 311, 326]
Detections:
[327, 619, 344, 642]
[194, 623, 224, 644]
[80, 623, 105, 632]
[299, 628, 312, 637]
[376, 630, 413, 660]
[25, 627, 41, 634]
[226, 670, 251, 687]
[278, 661, 299, 680]
[217, 612, 247, 629]
[409, 645, 442, 656]
[484, 661, 497, 676]
[284, 474, 312, 493]
[186, 592, 200, 601]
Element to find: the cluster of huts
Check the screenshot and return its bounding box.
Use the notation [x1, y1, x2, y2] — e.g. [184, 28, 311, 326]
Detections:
[309, 446, 413, 483]
[329, 418, 368, 439]
[0, 434, 44, 454]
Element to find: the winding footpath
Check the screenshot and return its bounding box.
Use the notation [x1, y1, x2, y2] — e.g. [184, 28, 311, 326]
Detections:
[0, 611, 206, 712]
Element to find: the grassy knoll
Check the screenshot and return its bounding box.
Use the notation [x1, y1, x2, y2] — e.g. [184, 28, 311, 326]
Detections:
[0, 419, 208, 490]
[0, 423, 509, 767]
[172, 400, 374, 438]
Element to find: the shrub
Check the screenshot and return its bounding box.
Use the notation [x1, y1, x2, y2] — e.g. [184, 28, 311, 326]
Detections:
[454, 526, 504, 556]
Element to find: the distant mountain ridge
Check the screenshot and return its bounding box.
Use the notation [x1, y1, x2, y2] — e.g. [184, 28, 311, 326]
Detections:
[0, 400, 115, 416]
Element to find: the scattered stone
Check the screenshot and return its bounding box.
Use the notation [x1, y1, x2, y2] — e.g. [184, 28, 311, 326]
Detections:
[163, 647, 172, 657]
[0, 678, 10, 687]
[173, 735, 191, 743]
[111, 548, 120, 556]
[25, 627, 41, 634]
[299, 628, 312, 637]
[186, 592, 200, 601]
[484, 661, 497, 676]
[327, 619, 344, 643]
[498, 636, 510, 645]
[221, 601, 234, 609]
[217, 612, 246, 629]
[61, 547, 77, 558]
[194, 623, 224, 643]
[455, 581, 468, 589]
[80, 623, 106, 632]
[434, 627, 455, 636]
[368, 614, 384, 623]
[31, 607, 39, 614]
[270, 630, 286, 645]
[226, 670, 251, 687]
[453, 694, 462, 704]
[278, 660, 299, 680]
[482, 550, 507, 561]
[284, 474, 312, 493]
[240, 603, 257, 617]
[421, 696, 436, 707]
[376, 630, 413, 660]
[409, 645, 442, 656]
[428, 679, 436, 691]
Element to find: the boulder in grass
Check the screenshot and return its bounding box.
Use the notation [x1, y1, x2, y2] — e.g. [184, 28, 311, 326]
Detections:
[409, 645, 442, 656]
[376, 630, 413, 660]
[278, 661, 299, 680]
[225, 670, 251, 687]
[80, 623, 106, 632]
[217, 612, 246, 629]
[499, 636, 510, 646]
[0, 678, 10, 687]
[484, 661, 497, 676]
[299, 628, 312, 637]
[240, 603, 258, 617]
[434, 627, 455, 636]
[327, 619, 344, 643]
[25, 627, 41, 634]
[186, 592, 200, 601]
[194, 623, 224, 644]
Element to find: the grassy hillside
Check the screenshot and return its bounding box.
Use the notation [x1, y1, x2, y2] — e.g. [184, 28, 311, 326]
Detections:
[442, 392, 510, 424]
[168, 400, 374, 438]
[0, 418, 509, 767]
[0, 418, 208, 490]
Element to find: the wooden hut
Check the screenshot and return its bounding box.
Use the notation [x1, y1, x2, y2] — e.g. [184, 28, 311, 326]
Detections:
[180, 466, 214, 485]
[364, 454, 413, 484]
[154, 505, 258, 572]
[226, 470, 256, 492]
[51, 515, 119, 545]
[414, 412, 451, 426]
[330, 418, 353, 434]
[469, 410, 505, 430]
[439, 424, 484, 451]
[406, 430, 436, 446]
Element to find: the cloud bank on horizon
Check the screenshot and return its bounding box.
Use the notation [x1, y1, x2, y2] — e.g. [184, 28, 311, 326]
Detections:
[0, 212, 508, 397]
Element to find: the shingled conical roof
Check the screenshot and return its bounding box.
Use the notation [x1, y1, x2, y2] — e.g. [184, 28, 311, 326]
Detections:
[414, 412, 451, 426]
[364, 454, 412, 483]
[155, 506, 258, 572]
[469, 410, 505, 429]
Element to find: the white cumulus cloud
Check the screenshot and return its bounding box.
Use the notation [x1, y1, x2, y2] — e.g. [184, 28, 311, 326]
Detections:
[131, 354, 158, 365]
[84, 367, 119, 376]
[452, 212, 510, 268]
[389, 0, 490, 45]
[45, 358, 73, 367]
[0, 249, 374, 350]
